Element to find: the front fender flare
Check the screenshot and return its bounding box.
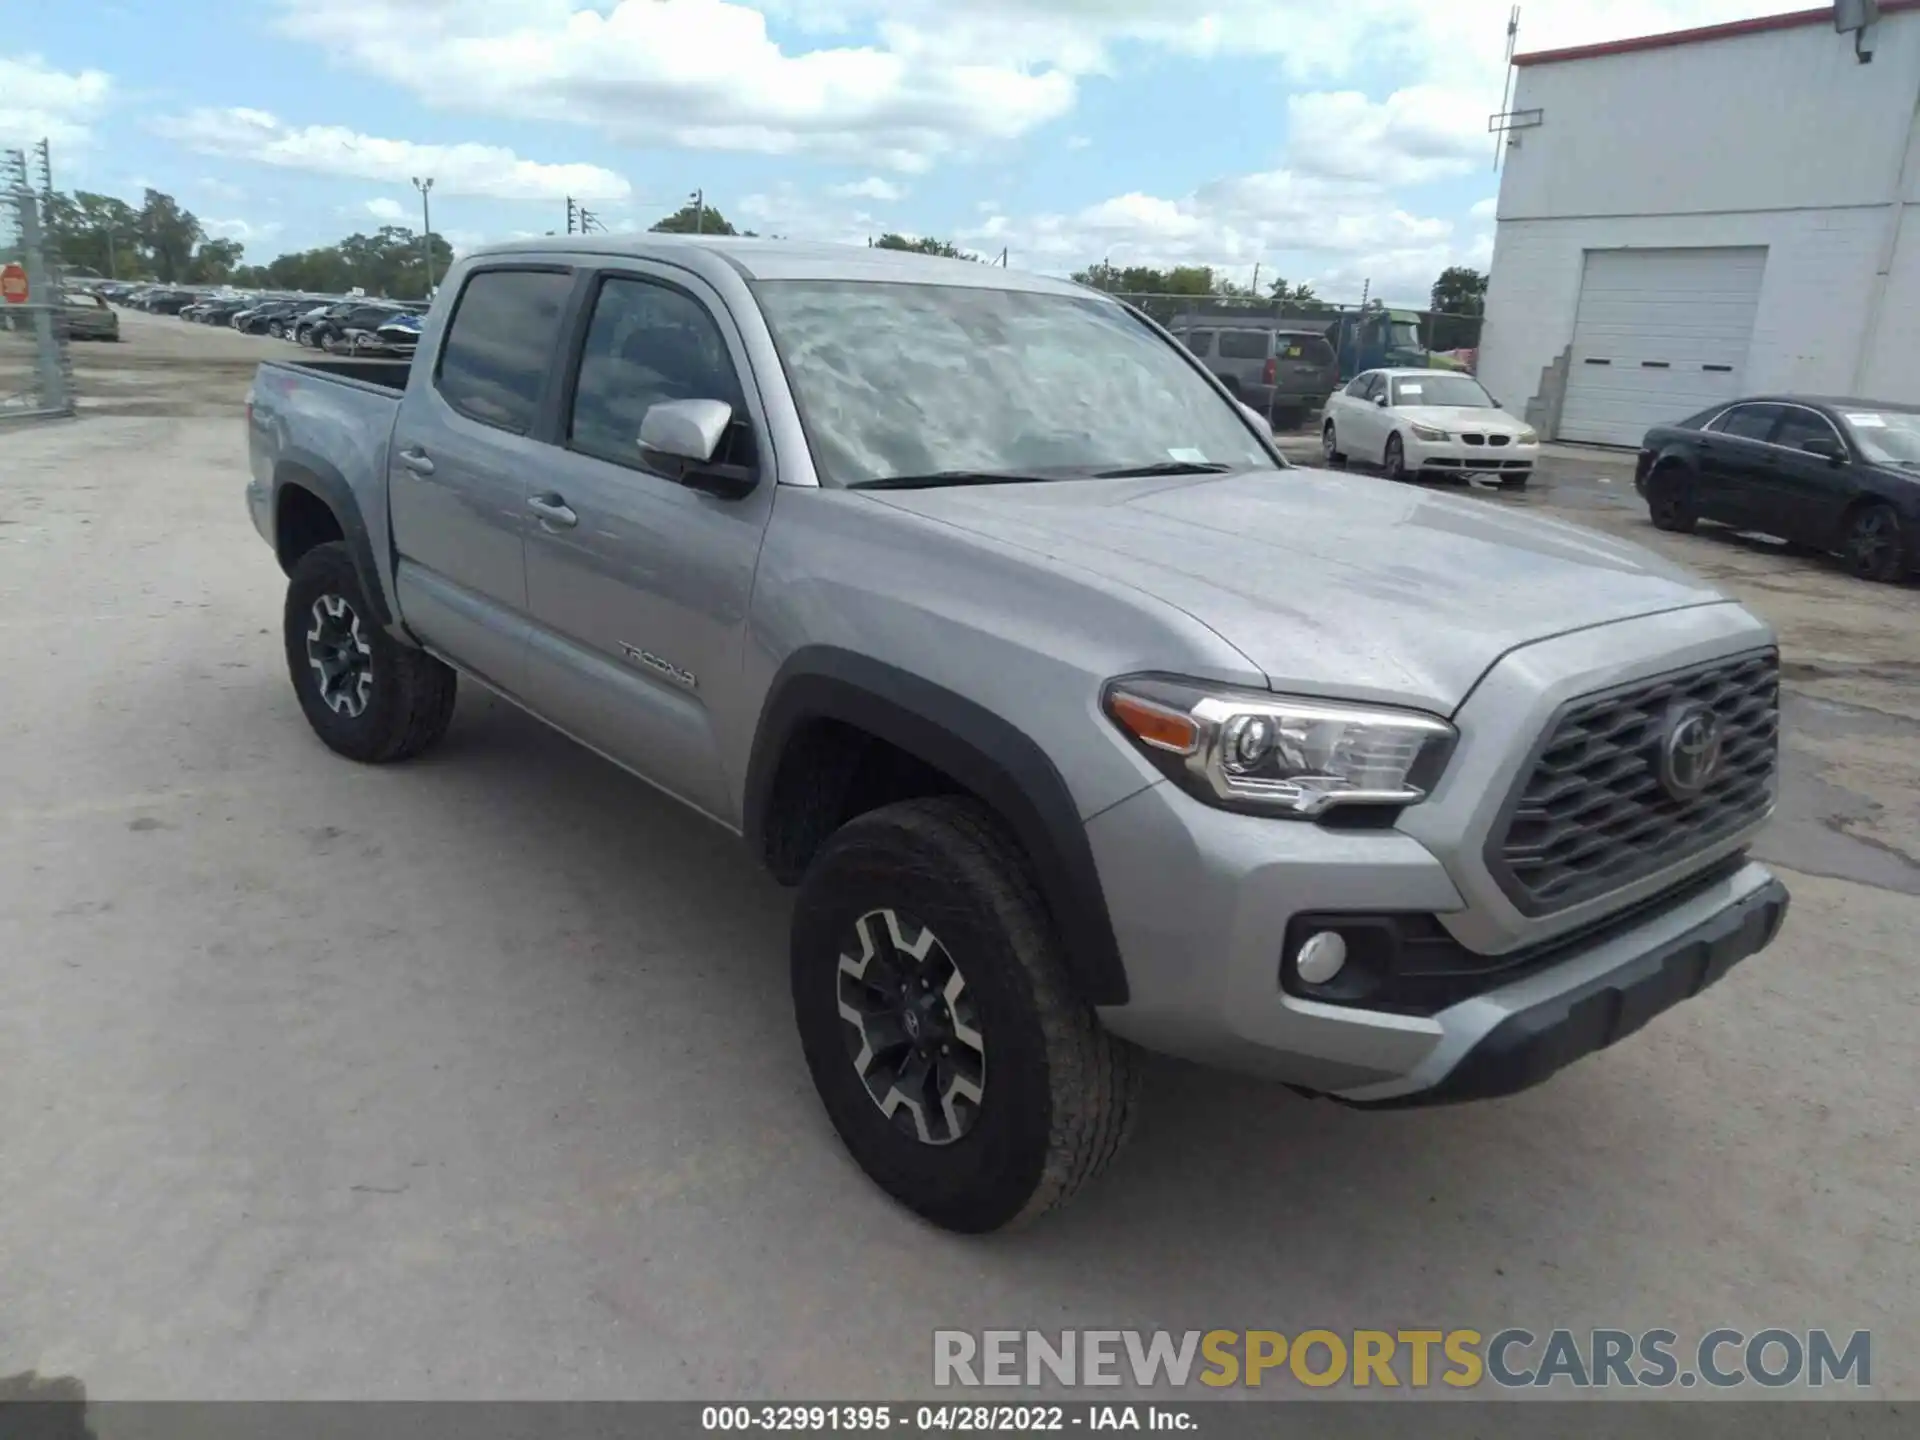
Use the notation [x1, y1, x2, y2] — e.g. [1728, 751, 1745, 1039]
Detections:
[744, 647, 1130, 1007]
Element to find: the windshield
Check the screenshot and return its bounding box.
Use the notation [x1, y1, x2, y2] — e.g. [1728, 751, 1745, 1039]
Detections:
[1841, 410, 1920, 464]
[1389, 321, 1422, 351]
[1391, 374, 1495, 408]
[753, 280, 1274, 486]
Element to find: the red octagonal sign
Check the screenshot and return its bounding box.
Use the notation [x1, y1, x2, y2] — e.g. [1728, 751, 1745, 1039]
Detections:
[0, 263, 27, 304]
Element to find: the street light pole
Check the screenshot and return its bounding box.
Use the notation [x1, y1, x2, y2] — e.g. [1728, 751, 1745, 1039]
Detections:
[412, 176, 435, 296]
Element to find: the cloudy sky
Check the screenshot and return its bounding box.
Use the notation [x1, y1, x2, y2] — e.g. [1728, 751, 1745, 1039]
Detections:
[8, 0, 1784, 303]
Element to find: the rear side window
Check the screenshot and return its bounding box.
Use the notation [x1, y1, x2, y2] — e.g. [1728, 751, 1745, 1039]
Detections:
[1714, 404, 1781, 442]
[1218, 331, 1270, 360]
[436, 268, 574, 434]
[1185, 331, 1214, 357]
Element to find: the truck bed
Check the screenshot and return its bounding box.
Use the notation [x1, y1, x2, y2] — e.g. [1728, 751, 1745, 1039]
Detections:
[266, 355, 413, 394]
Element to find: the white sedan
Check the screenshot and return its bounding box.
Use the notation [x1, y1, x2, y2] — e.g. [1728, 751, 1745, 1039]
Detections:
[1321, 369, 1540, 489]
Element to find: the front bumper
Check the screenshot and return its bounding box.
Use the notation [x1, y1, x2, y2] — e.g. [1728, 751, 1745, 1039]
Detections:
[1086, 606, 1786, 1103]
[1404, 434, 1538, 476]
[1342, 871, 1787, 1106]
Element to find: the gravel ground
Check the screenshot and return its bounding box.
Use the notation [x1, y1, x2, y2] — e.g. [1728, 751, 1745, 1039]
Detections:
[0, 308, 1914, 1401]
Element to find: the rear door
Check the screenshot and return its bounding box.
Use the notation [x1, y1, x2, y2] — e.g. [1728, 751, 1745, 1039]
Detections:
[387, 264, 575, 696]
[521, 264, 777, 823]
[1214, 329, 1271, 406]
[1696, 402, 1783, 526]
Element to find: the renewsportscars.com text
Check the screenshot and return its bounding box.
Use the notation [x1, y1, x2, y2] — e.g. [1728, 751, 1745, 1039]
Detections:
[933, 1328, 1871, 1391]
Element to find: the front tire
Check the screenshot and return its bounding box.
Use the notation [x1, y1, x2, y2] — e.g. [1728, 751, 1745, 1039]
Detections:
[1843, 502, 1908, 583]
[283, 541, 457, 763]
[1383, 433, 1408, 481]
[791, 797, 1140, 1233]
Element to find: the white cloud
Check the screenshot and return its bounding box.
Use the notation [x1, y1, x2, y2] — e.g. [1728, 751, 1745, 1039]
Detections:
[202, 217, 285, 246]
[262, 0, 1777, 185]
[1286, 86, 1488, 187]
[0, 54, 111, 149]
[1066, 135, 1091, 150]
[152, 107, 630, 201]
[364, 197, 407, 221]
[196, 176, 245, 201]
[276, 0, 1076, 172]
[1469, 196, 1498, 220]
[830, 176, 906, 201]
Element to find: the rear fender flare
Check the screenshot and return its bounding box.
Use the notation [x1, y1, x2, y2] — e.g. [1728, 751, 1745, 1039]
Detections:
[271, 449, 395, 630]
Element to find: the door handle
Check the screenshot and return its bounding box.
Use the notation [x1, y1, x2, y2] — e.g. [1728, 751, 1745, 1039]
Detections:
[397, 447, 435, 476]
[527, 494, 578, 529]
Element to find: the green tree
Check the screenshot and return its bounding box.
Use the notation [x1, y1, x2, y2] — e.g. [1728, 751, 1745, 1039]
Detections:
[1428, 266, 1487, 351]
[872, 233, 974, 259]
[1429, 265, 1488, 317]
[650, 201, 737, 236]
[44, 190, 143, 278]
[134, 189, 206, 283]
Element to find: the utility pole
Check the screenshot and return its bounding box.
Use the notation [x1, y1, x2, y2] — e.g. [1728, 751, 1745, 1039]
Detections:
[1250, 261, 1260, 296]
[999, 248, 1008, 267]
[411, 176, 435, 295]
[691, 189, 705, 235]
[566, 196, 578, 235]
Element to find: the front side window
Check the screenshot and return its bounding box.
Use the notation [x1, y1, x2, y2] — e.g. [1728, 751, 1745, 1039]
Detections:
[568, 276, 751, 470]
[1346, 374, 1375, 399]
[435, 268, 574, 434]
[753, 281, 1273, 486]
[1772, 408, 1843, 453]
[1185, 331, 1214, 357]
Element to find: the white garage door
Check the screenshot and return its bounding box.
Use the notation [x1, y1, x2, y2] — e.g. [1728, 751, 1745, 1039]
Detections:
[1558, 247, 1767, 446]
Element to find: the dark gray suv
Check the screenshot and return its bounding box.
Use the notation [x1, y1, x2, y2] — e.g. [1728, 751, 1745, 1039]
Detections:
[1172, 319, 1339, 428]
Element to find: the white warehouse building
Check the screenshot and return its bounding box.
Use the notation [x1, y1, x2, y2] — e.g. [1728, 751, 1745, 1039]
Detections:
[1477, 1, 1920, 447]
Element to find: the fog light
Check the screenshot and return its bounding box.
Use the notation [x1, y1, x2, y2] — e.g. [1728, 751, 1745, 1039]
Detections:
[1295, 931, 1348, 985]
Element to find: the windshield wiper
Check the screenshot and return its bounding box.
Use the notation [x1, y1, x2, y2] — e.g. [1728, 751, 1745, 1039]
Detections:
[1089, 460, 1235, 478]
[848, 469, 1067, 491]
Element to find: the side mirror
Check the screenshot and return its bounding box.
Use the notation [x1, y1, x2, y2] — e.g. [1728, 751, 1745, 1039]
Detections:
[1800, 435, 1845, 464]
[639, 398, 732, 465]
[1374, 393, 1390, 408]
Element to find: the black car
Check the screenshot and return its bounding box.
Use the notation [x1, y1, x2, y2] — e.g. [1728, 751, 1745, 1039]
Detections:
[1637, 395, 1920, 583]
[236, 299, 306, 336]
[144, 289, 197, 315]
[310, 303, 403, 352]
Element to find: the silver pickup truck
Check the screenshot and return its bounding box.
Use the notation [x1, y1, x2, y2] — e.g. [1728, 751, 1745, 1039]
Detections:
[246, 237, 1789, 1233]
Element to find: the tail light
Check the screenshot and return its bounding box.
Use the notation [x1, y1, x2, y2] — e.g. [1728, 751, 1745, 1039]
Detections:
[1262, 357, 1277, 386]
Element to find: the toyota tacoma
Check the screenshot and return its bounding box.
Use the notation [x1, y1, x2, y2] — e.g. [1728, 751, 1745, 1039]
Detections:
[244, 238, 1789, 1233]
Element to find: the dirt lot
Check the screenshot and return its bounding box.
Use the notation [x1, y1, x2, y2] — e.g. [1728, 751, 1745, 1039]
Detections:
[1, 307, 1915, 1400]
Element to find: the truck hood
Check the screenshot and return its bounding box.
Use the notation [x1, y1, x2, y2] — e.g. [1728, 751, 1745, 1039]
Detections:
[863, 467, 1728, 712]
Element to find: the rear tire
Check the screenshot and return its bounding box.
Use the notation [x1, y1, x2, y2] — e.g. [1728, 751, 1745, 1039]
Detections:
[1843, 502, 1908, 583]
[791, 797, 1140, 1233]
[283, 541, 457, 764]
[1647, 465, 1699, 533]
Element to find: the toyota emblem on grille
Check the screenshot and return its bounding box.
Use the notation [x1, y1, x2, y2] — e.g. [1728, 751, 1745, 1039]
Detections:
[1659, 703, 1725, 800]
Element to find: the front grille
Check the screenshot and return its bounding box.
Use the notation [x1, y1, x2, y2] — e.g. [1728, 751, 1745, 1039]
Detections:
[1489, 434, 1511, 448]
[1462, 433, 1486, 446]
[1487, 650, 1779, 915]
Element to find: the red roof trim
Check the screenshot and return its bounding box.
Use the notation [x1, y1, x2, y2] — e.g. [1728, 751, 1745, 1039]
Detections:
[1513, 1, 1920, 67]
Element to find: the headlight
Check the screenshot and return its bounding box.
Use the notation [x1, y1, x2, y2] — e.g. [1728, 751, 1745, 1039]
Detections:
[1516, 427, 1539, 445]
[1409, 423, 1451, 442]
[1103, 676, 1456, 817]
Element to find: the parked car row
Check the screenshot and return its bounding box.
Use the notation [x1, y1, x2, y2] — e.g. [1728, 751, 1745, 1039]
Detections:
[92, 283, 427, 357]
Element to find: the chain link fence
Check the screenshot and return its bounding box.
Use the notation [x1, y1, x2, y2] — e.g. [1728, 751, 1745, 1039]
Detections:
[2, 150, 76, 422]
[1108, 293, 1484, 375]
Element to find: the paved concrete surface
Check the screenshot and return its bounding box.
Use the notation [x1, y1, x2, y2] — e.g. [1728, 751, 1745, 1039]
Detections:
[1, 309, 1915, 1399]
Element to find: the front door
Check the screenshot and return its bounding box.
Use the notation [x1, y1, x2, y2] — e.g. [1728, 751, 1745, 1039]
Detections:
[521, 267, 776, 825]
[1764, 405, 1852, 544]
[386, 265, 576, 696]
